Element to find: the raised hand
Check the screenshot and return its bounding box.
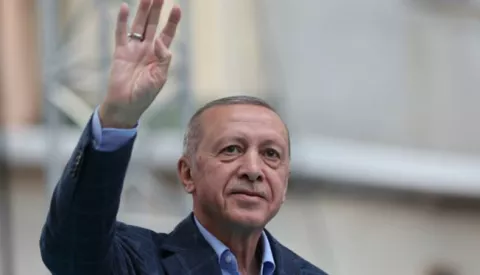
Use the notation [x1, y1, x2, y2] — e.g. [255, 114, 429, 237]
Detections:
[99, 0, 181, 128]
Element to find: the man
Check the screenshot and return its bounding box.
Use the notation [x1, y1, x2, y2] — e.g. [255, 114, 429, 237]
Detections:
[39, 0, 327, 274]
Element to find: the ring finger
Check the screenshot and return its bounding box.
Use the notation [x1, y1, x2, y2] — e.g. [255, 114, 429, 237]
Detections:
[130, 0, 152, 40]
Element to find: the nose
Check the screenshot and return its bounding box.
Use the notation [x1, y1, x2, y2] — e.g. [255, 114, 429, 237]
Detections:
[239, 151, 264, 182]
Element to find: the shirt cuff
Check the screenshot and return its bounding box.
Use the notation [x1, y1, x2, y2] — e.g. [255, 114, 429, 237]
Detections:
[92, 106, 138, 152]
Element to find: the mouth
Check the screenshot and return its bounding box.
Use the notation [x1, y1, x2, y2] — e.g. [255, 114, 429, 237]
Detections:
[230, 190, 265, 199]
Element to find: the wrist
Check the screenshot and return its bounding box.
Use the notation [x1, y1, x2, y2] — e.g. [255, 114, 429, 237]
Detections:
[98, 103, 138, 129]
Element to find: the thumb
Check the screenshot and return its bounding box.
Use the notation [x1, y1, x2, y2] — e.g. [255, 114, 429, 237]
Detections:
[154, 38, 171, 61]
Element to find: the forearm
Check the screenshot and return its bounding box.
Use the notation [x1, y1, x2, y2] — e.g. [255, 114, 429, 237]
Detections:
[40, 110, 137, 274]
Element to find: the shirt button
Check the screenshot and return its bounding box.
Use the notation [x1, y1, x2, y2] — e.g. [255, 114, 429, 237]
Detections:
[225, 254, 232, 263]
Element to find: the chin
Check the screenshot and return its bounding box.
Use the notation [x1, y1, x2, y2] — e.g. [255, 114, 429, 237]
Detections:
[225, 207, 271, 229]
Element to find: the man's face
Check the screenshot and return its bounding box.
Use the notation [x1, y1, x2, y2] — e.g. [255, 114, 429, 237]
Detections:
[184, 104, 290, 229]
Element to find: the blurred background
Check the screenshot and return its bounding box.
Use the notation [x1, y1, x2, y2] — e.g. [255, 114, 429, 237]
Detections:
[1, 0, 480, 274]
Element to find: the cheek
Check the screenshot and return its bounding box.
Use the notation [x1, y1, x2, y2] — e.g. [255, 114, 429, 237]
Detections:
[267, 170, 289, 201]
[194, 161, 230, 198]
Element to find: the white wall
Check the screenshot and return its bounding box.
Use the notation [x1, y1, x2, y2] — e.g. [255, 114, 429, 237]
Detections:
[262, 0, 480, 155]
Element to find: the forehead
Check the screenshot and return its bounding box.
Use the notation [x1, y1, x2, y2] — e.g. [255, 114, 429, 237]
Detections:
[199, 104, 288, 143]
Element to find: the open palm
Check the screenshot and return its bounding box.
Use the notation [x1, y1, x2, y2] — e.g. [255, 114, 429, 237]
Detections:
[100, 0, 181, 128]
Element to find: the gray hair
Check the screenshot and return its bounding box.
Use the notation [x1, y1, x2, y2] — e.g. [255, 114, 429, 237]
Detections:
[182, 95, 290, 158]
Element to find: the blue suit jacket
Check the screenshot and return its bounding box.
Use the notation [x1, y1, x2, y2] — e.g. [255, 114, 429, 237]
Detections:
[39, 118, 328, 275]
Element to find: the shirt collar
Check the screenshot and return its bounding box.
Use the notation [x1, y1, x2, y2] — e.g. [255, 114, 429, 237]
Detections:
[194, 216, 275, 273]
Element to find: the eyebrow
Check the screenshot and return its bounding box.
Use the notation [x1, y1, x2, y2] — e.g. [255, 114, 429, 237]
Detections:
[260, 139, 285, 148]
[211, 133, 287, 151]
[211, 135, 247, 149]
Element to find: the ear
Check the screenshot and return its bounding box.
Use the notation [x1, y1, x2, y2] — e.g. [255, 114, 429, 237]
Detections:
[177, 156, 195, 194]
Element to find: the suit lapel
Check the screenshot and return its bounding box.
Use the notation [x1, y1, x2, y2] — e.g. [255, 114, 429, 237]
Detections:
[158, 214, 302, 275]
[158, 214, 222, 275]
[160, 251, 221, 275]
[264, 230, 301, 275]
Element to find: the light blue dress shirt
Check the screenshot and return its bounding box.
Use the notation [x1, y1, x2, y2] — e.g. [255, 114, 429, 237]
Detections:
[193, 217, 275, 275]
[91, 108, 276, 275]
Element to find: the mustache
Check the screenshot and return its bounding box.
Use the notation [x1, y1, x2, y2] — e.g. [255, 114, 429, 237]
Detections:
[228, 183, 267, 199]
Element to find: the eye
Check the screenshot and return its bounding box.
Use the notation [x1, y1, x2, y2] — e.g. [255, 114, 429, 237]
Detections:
[221, 145, 242, 155]
[264, 148, 280, 159]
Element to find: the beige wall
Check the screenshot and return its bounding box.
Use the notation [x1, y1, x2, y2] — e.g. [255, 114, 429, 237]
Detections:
[6, 170, 480, 275]
[270, 193, 480, 275]
[190, 0, 266, 101]
[8, 169, 48, 275]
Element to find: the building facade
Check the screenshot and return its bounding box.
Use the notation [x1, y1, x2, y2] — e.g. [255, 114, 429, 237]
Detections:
[1, 0, 480, 275]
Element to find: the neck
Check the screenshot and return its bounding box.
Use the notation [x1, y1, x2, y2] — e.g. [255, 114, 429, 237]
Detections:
[194, 210, 264, 274]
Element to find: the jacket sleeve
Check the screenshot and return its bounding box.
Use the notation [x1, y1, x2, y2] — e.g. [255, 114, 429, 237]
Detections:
[39, 116, 136, 274]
